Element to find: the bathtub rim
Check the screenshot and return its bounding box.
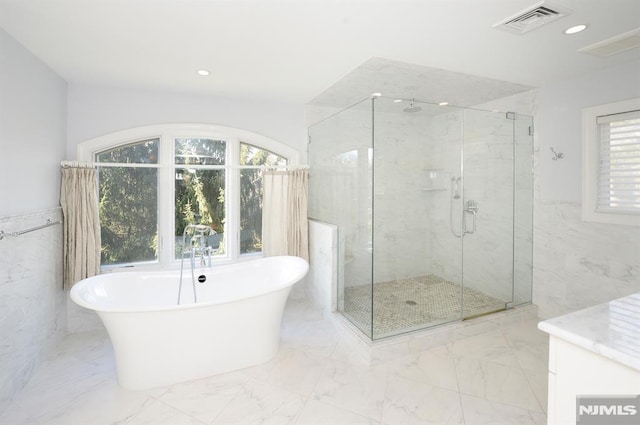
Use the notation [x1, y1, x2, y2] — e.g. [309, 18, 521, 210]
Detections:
[70, 255, 309, 314]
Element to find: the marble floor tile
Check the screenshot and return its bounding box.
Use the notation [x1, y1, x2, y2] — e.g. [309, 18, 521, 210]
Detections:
[455, 357, 542, 412]
[450, 331, 520, 368]
[311, 359, 389, 421]
[8, 354, 114, 423]
[0, 405, 41, 425]
[388, 344, 459, 392]
[280, 318, 341, 358]
[213, 378, 306, 424]
[2, 299, 549, 425]
[35, 380, 155, 425]
[282, 298, 325, 323]
[47, 329, 113, 366]
[243, 346, 329, 397]
[453, 318, 501, 340]
[328, 335, 373, 367]
[460, 394, 546, 425]
[294, 399, 380, 425]
[523, 367, 549, 413]
[501, 319, 549, 372]
[123, 398, 208, 425]
[404, 325, 457, 355]
[381, 375, 464, 425]
[150, 371, 250, 424]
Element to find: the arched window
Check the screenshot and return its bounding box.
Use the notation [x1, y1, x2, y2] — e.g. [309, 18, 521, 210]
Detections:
[78, 124, 300, 269]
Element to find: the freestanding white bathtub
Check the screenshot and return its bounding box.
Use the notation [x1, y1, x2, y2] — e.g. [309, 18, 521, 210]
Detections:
[70, 256, 308, 390]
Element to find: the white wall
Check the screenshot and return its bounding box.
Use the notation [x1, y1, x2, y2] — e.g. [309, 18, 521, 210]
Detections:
[0, 29, 67, 217]
[66, 84, 307, 159]
[534, 60, 640, 318]
[538, 60, 640, 203]
[0, 30, 67, 413]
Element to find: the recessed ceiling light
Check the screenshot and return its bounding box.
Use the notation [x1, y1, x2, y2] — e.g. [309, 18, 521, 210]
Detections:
[371, 92, 382, 97]
[393, 99, 403, 103]
[197, 69, 211, 76]
[439, 102, 449, 106]
[565, 24, 587, 35]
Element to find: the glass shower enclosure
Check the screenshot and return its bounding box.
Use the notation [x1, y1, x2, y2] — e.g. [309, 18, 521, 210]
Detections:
[308, 96, 533, 340]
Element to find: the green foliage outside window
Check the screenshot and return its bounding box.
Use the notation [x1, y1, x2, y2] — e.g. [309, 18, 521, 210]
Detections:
[96, 137, 287, 266]
[174, 138, 226, 258]
[97, 139, 159, 265]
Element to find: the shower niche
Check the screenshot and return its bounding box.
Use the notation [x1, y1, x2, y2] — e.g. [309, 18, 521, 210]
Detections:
[421, 169, 449, 191]
[308, 96, 534, 340]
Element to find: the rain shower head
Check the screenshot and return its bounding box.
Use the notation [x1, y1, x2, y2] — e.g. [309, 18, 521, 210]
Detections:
[403, 99, 422, 113]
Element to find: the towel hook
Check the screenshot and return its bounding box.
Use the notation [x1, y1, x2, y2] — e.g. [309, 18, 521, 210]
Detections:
[550, 147, 564, 160]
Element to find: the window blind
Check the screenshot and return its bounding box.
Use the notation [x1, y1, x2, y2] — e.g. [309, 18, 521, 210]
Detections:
[596, 110, 640, 213]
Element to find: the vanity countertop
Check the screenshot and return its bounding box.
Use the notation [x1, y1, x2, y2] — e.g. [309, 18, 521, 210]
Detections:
[538, 292, 640, 372]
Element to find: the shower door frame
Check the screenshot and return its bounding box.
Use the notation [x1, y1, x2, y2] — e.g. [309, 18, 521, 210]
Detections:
[458, 110, 534, 320]
[459, 109, 515, 320]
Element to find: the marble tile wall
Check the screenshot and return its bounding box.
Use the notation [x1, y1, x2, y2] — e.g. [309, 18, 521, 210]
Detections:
[372, 107, 431, 283]
[485, 86, 640, 318]
[308, 98, 533, 310]
[533, 202, 640, 319]
[0, 208, 65, 413]
[427, 109, 534, 303]
[469, 86, 639, 318]
[416, 108, 464, 286]
[308, 220, 338, 315]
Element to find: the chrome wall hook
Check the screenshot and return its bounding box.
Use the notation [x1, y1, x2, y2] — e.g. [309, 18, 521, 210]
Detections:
[550, 147, 564, 160]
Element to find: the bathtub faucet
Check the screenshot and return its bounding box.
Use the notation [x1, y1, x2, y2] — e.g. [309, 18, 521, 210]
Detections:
[178, 224, 217, 305]
[189, 230, 214, 268]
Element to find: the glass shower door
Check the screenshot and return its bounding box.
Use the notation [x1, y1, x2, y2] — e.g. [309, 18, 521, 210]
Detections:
[308, 98, 374, 339]
[460, 109, 516, 318]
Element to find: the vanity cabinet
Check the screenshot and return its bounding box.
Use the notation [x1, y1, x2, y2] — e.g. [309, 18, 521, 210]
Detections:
[539, 293, 640, 425]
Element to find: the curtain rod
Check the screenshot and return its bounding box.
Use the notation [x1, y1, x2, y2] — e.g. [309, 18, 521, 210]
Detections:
[60, 161, 309, 170]
[262, 165, 310, 171]
[0, 219, 62, 241]
[60, 161, 95, 169]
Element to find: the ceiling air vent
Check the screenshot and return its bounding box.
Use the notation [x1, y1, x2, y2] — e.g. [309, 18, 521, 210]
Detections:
[494, 1, 572, 35]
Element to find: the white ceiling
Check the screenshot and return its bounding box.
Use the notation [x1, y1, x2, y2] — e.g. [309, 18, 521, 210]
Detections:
[1, 0, 639, 105]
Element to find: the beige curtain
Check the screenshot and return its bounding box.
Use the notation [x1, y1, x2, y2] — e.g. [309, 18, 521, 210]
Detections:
[262, 168, 309, 261]
[60, 164, 101, 289]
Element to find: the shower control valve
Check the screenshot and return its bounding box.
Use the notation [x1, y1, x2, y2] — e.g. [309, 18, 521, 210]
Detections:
[465, 200, 479, 214]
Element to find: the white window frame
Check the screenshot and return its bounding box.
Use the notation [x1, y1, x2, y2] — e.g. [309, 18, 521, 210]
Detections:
[78, 123, 300, 270]
[582, 98, 640, 226]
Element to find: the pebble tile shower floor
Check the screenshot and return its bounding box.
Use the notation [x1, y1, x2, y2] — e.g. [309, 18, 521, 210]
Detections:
[344, 275, 507, 338]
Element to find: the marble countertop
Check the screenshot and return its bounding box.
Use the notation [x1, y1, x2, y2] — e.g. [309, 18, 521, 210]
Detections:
[538, 292, 640, 372]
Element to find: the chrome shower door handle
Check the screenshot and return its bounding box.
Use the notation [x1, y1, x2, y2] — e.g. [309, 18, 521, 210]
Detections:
[463, 200, 479, 235]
